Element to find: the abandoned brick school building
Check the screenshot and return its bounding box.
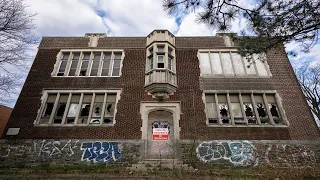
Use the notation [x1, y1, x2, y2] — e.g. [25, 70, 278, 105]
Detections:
[1, 30, 320, 170]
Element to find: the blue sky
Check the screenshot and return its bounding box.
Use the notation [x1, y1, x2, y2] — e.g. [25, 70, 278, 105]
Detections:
[1, 0, 319, 108]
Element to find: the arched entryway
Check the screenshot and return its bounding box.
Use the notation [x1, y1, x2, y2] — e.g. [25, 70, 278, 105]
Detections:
[140, 102, 181, 160]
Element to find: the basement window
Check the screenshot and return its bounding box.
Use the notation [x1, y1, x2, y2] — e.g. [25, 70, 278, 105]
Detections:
[37, 90, 120, 126]
[205, 92, 286, 126]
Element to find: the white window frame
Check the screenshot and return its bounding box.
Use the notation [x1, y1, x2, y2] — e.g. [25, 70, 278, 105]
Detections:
[198, 49, 272, 78]
[35, 89, 122, 126]
[202, 90, 289, 127]
[53, 49, 125, 77]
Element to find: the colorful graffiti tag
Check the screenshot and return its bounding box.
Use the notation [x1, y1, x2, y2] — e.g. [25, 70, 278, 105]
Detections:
[196, 141, 258, 167]
[81, 141, 122, 163]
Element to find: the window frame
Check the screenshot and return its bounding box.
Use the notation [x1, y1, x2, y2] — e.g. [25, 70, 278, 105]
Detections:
[202, 90, 289, 127]
[35, 89, 122, 127]
[198, 49, 272, 78]
[53, 49, 125, 77]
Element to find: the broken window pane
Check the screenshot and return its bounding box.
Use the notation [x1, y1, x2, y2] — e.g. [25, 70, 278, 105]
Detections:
[53, 94, 68, 124]
[241, 94, 257, 124]
[90, 94, 105, 124]
[269, 103, 282, 124]
[221, 53, 234, 75]
[231, 53, 245, 76]
[65, 94, 80, 124]
[254, 94, 269, 124]
[219, 103, 230, 124]
[103, 94, 116, 124]
[199, 53, 211, 75]
[78, 94, 92, 124]
[253, 54, 268, 76]
[40, 94, 57, 124]
[244, 56, 256, 75]
[243, 103, 257, 124]
[210, 53, 222, 75]
[104, 103, 115, 124]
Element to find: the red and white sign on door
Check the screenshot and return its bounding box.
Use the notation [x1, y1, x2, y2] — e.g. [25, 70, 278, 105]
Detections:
[152, 128, 169, 140]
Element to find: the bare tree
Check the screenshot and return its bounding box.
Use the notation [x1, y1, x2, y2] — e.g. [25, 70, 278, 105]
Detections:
[163, 0, 320, 58]
[0, 0, 37, 106]
[296, 63, 320, 126]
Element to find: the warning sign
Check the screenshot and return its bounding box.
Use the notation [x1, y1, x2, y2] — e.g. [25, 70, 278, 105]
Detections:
[152, 128, 169, 140]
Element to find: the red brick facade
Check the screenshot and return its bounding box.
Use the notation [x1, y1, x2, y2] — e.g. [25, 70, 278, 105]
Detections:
[3, 35, 320, 140]
[0, 105, 12, 137]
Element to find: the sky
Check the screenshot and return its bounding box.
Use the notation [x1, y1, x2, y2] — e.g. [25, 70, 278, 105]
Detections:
[1, 0, 319, 112]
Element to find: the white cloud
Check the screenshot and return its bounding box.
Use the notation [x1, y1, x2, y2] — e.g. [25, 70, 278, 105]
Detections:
[98, 0, 178, 36]
[25, 0, 107, 36]
[176, 13, 216, 36]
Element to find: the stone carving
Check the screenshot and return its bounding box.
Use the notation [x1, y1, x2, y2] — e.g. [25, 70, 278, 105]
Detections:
[81, 141, 122, 163]
[196, 141, 258, 167]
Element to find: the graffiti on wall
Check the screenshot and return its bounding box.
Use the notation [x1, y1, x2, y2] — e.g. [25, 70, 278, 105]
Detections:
[0, 139, 79, 158]
[265, 144, 316, 168]
[196, 141, 258, 167]
[81, 141, 122, 163]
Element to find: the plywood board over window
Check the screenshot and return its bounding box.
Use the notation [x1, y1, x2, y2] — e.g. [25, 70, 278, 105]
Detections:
[198, 50, 271, 78]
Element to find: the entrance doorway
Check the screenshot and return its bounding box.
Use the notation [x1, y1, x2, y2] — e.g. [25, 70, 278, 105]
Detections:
[146, 110, 175, 159]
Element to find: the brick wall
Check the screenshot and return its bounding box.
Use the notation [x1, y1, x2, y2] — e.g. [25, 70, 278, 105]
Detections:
[3, 36, 320, 140]
[0, 105, 12, 137]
